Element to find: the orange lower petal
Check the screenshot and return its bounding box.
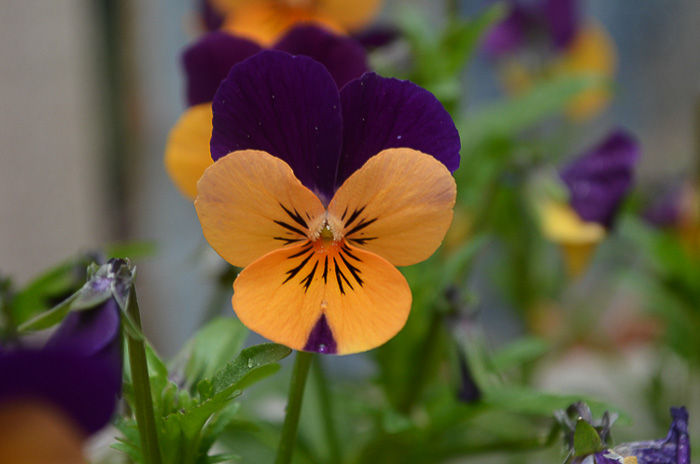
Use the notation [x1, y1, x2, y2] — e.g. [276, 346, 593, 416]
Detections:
[328, 148, 457, 266]
[195, 150, 326, 267]
[232, 239, 411, 355]
[164, 104, 214, 200]
[0, 400, 87, 464]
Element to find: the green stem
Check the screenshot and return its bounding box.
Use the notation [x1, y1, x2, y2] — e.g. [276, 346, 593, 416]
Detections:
[125, 288, 163, 464]
[275, 351, 314, 464]
[313, 357, 342, 462]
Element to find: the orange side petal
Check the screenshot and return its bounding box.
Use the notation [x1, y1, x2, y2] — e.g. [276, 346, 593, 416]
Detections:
[222, 1, 345, 46]
[328, 148, 457, 267]
[232, 240, 411, 355]
[195, 150, 326, 267]
[164, 104, 215, 201]
[318, 0, 382, 31]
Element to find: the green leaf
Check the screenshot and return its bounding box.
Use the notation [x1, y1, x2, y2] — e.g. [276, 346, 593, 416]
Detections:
[459, 74, 604, 153]
[210, 343, 292, 395]
[181, 317, 249, 389]
[573, 419, 605, 457]
[17, 291, 81, 332]
[159, 344, 291, 464]
[491, 337, 550, 371]
[485, 386, 629, 424]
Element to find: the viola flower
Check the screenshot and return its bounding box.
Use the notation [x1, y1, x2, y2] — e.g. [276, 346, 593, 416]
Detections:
[484, 0, 616, 120]
[165, 25, 369, 200]
[538, 130, 639, 276]
[195, 50, 460, 354]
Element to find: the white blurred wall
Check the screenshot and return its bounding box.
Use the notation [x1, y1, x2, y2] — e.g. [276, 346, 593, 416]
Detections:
[0, 1, 107, 284]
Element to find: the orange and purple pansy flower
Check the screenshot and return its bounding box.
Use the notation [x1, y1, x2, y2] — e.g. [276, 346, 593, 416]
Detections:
[195, 50, 460, 355]
[165, 25, 369, 200]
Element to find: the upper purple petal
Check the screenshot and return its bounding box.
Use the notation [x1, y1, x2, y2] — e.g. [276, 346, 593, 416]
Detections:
[483, 4, 530, 57]
[337, 73, 461, 187]
[274, 25, 370, 89]
[613, 407, 690, 464]
[351, 24, 401, 50]
[211, 50, 343, 202]
[541, 0, 579, 50]
[199, 0, 225, 32]
[183, 31, 262, 106]
[0, 349, 121, 435]
[45, 299, 121, 362]
[560, 130, 640, 228]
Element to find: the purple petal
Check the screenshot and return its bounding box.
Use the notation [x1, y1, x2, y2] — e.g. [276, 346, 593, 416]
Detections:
[199, 0, 225, 32]
[183, 31, 262, 106]
[274, 25, 370, 89]
[482, 4, 530, 57]
[303, 315, 337, 354]
[351, 24, 401, 50]
[0, 349, 120, 435]
[613, 407, 690, 464]
[45, 299, 120, 361]
[211, 50, 343, 202]
[541, 0, 579, 50]
[337, 73, 461, 187]
[560, 130, 640, 228]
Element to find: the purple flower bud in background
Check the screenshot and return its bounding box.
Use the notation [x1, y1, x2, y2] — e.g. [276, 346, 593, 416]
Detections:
[560, 130, 640, 229]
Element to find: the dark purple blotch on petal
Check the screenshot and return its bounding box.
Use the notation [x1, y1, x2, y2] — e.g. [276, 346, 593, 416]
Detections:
[541, 0, 578, 50]
[211, 51, 343, 203]
[274, 25, 370, 89]
[303, 315, 337, 354]
[560, 130, 640, 228]
[184, 31, 262, 107]
[338, 73, 461, 187]
[613, 407, 690, 464]
[0, 349, 121, 435]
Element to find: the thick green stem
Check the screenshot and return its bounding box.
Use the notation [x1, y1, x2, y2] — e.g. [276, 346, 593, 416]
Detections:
[125, 288, 163, 464]
[313, 357, 342, 462]
[275, 351, 314, 464]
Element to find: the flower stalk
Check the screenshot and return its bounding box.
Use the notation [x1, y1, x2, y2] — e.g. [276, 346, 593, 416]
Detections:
[275, 350, 314, 464]
[125, 287, 163, 464]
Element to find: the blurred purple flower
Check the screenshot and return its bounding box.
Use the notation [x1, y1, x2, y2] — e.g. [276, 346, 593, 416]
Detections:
[484, 0, 579, 57]
[0, 258, 129, 436]
[560, 130, 640, 228]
